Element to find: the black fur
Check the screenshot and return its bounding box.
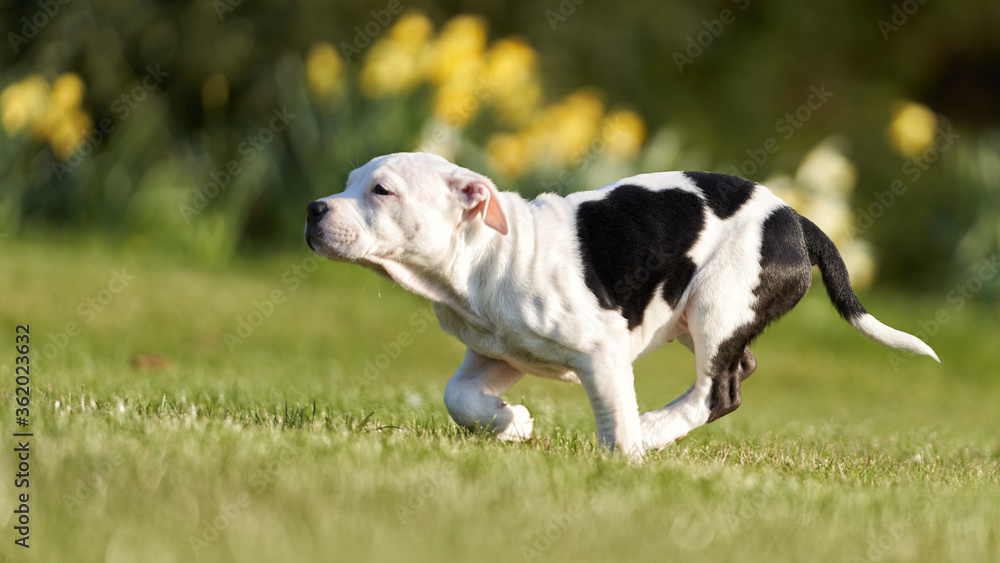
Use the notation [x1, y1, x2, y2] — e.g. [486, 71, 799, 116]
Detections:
[707, 206, 813, 422]
[576, 185, 704, 330]
[684, 171, 756, 219]
[798, 214, 868, 321]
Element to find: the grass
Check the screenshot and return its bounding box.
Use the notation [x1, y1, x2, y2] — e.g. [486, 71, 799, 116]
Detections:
[1, 233, 998, 563]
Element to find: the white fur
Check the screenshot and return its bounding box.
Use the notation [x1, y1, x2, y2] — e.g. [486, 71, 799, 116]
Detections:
[852, 313, 940, 362]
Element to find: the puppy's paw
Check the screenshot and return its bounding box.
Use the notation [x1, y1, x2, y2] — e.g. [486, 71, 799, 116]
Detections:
[495, 403, 534, 442]
[640, 413, 687, 451]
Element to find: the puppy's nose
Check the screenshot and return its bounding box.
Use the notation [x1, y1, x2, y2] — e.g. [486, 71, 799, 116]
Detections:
[307, 200, 328, 224]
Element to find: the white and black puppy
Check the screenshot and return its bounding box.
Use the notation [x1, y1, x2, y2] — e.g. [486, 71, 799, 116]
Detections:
[305, 152, 938, 458]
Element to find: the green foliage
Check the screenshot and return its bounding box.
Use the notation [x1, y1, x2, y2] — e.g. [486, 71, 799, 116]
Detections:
[1, 0, 999, 291]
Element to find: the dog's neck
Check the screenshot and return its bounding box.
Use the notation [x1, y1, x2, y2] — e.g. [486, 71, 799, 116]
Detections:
[366, 192, 526, 329]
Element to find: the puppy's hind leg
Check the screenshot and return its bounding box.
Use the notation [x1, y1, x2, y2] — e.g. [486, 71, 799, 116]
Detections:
[639, 327, 737, 449]
[444, 348, 533, 441]
[641, 207, 812, 449]
[639, 333, 758, 441]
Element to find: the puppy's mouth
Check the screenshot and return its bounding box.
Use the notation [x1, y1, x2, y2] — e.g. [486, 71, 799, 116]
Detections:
[303, 227, 327, 254]
[304, 228, 346, 261]
[304, 228, 389, 278]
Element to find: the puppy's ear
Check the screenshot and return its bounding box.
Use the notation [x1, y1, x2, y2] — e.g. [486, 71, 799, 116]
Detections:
[450, 172, 509, 235]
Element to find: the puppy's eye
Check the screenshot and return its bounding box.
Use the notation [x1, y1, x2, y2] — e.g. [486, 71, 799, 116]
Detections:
[373, 184, 391, 196]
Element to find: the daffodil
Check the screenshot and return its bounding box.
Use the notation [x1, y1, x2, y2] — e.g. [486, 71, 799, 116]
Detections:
[390, 12, 433, 49]
[433, 72, 482, 126]
[889, 101, 936, 157]
[49, 73, 85, 111]
[47, 108, 92, 160]
[485, 39, 539, 126]
[306, 43, 343, 101]
[1, 75, 49, 135]
[602, 109, 646, 160]
[531, 89, 604, 165]
[487, 132, 528, 177]
[360, 12, 433, 97]
[426, 15, 487, 86]
[362, 39, 425, 97]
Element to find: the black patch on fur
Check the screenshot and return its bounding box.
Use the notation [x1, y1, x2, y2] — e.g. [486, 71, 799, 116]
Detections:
[577, 185, 704, 330]
[798, 214, 868, 321]
[706, 206, 812, 423]
[684, 171, 756, 219]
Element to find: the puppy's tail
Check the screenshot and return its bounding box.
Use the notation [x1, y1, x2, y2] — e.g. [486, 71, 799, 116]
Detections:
[797, 214, 940, 362]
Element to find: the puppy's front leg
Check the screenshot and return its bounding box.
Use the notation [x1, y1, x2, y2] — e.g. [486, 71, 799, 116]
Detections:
[443, 349, 533, 441]
[577, 352, 644, 460]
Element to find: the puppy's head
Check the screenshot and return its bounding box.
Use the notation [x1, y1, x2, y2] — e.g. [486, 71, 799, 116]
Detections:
[305, 152, 508, 271]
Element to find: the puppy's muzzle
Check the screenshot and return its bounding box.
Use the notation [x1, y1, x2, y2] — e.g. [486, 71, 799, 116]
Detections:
[305, 199, 361, 258]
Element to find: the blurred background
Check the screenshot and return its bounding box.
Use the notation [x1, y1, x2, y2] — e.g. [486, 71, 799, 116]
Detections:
[2, 0, 998, 303]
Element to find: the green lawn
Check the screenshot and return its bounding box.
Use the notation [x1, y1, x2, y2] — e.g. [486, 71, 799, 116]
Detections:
[1, 234, 998, 563]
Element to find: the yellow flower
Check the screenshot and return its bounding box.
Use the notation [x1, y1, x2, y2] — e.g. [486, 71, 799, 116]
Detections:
[390, 12, 433, 49]
[49, 73, 85, 111]
[1, 75, 49, 135]
[495, 80, 540, 127]
[485, 39, 539, 125]
[531, 89, 604, 165]
[0, 73, 94, 160]
[889, 101, 936, 157]
[361, 39, 424, 97]
[306, 43, 343, 100]
[433, 72, 482, 126]
[563, 89, 604, 122]
[360, 13, 435, 97]
[47, 108, 92, 160]
[487, 132, 528, 177]
[602, 109, 646, 160]
[485, 39, 535, 89]
[426, 15, 487, 85]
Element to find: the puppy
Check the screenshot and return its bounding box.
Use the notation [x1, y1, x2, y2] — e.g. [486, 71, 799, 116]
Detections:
[305, 152, 938, 457]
